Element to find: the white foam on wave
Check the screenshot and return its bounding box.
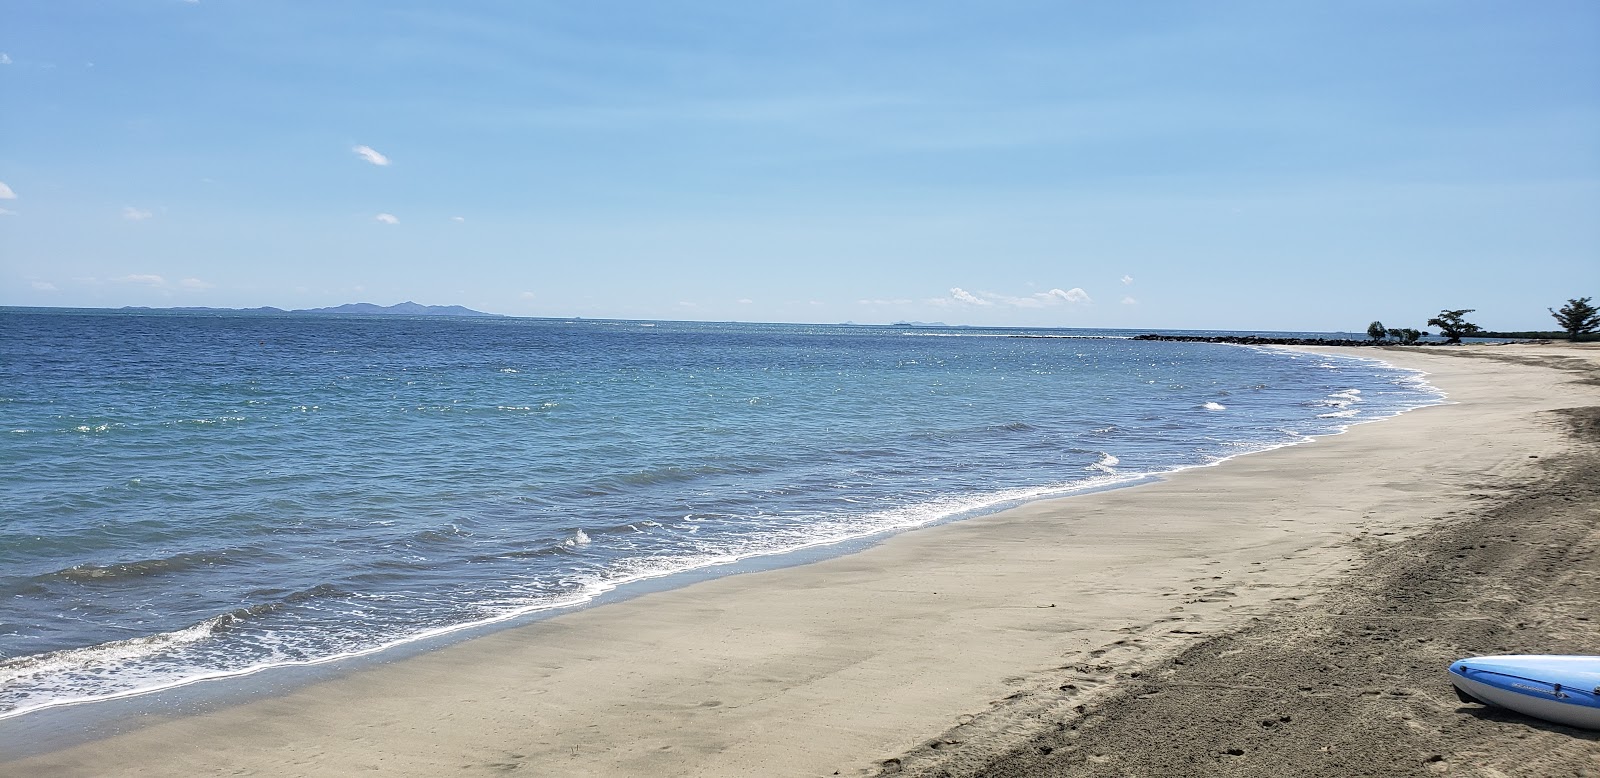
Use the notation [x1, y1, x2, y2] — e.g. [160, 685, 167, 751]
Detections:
[0, 615, 224, 687]
[1202, 401, 1227, 411]
[0, 469, 1159, 723]
[1086, 452, 1120, 473]
[1317, 409, 1359, 418]
[3, 345, 1455, 724]
[174, 416, 246, 425]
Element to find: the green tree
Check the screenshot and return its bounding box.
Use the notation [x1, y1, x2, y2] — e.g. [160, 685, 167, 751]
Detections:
[1549, 297, 1600, 341]
[1398, 328, 1422, 345]
[1366, 321, 1388, 341]
[1426, 309, 1482, 344]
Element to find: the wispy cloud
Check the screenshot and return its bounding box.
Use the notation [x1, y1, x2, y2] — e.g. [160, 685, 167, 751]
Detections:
[0, 181, 15, 199]
[31, 281, 57, 291]
[0, 54, 11, 66]
[858, 298, 914, 305]
[949, 287, 990, 306]
[451, 216, 465, 223]
[123, 206, 153, 221]
[374, 213, 399, 224]
[1121, 296, 1138, 305]
[107, 274, 210, 291]
[946, 286, 1091, 308]
[1042, 287, 1091, 304]
[737, 298, 754, 304]
[520, 291, 536, 300]
[353, 145, 391, 166]
[1121, 275, 1134, 285]
[0, 208, 16, 217]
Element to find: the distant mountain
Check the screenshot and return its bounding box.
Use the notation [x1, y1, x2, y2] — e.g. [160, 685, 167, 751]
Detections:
[295, 301, 500, 317]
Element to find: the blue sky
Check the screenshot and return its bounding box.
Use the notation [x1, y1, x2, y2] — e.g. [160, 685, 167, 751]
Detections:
[2, 1, 1596, 330]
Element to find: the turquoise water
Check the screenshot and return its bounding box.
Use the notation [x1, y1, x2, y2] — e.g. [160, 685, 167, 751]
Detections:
[0, 309, 1442, 718]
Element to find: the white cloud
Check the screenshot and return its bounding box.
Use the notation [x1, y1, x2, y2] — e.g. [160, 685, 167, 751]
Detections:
[119, 274, 167, 287]
[123, 206, 153, 221]
[520, 291, 536, 300]
[1042, 287, 1092, 304]
[178, 277, 213, 290]
[0, 54, 11, 65]
[0, 181, 16, 199]
[1121, 275, 1133, 285]
[353, 145, 390, 166]
[950, 287, 990, 306]
[737, 298, 753, 304]
[451, 216, 465, 223]
[0, 208, 16, 216]
[374, 213, 399, 224]
[31, 281, 57, 291]
[678, 301, 698, 308]
[858, 298, 913, 305]
[1121, 296, 1138, 305]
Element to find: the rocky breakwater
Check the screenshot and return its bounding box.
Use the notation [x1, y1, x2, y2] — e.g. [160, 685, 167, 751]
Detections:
[1132, 334, 1433, 347]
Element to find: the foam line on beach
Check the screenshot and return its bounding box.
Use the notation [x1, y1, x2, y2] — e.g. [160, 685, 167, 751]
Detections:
[0, 345, 1448, 723]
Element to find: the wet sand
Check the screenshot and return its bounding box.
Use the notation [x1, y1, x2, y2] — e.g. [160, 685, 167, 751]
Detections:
[905, 345, 1600, 778]
[6, 344, 1597, 777]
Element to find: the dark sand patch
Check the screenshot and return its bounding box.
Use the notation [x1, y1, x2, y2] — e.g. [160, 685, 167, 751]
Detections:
[895, 400, 1600, 777]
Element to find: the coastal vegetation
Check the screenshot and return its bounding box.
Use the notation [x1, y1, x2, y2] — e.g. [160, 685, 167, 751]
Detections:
[1550, 297, 1600, 341]
[1427, 309, 1484, 344]
[1389, 327, 1423, 344]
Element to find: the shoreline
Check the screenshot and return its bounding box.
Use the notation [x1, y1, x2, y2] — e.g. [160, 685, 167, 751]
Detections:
[948, 345, 1600, 777]
[0, 343, 1430, 729]
[6, 344, 1597, 776]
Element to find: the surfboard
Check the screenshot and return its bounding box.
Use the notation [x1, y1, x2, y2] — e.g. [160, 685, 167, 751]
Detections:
[1449, 655, 1600, 730]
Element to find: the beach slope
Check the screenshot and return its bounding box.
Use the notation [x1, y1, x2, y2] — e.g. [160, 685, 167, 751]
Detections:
[5, 345, 1597, 777]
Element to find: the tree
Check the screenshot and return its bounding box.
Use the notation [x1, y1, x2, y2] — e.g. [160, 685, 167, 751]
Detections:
[1550, 297, 1600, 341]
[1426, 309, 1482, 344]
[1397, 328, 1422, 345]
[1366, 321, 1388, 341]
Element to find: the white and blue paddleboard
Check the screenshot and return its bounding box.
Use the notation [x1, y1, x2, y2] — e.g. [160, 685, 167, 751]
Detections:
[1449, 655, 1600, 730]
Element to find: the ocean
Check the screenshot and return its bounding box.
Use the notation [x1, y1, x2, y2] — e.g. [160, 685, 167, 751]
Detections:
[0, 309, 1444, 720]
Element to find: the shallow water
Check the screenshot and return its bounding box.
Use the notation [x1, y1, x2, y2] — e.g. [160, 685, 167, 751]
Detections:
[0, 310, 1442, 718]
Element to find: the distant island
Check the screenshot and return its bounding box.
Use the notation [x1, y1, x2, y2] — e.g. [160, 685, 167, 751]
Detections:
[120, 301, 501, 317]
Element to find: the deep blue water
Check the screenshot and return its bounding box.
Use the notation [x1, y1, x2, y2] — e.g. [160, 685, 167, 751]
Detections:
[0, 309, 1442, 718]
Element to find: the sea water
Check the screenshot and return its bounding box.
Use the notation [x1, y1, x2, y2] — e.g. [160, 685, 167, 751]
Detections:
[0, 309, 1443, 719]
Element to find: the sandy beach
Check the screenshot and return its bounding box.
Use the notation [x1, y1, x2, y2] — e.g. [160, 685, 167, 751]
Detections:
[6, 343, 1598, 777]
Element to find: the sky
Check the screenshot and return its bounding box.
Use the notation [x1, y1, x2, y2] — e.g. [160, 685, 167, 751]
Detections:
[2, 1, 1597, 330]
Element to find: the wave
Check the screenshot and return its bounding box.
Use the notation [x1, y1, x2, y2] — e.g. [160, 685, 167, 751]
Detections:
[0, 615, 226, 686]
[990, 421, 1037, 433]
[573, 461, 777, 495]
[35, 549, 243, 585]
[1086, 452, 1120, 473]
[1201, 401, 1227, 411]
[0, 336, 1453, 723]
[66, 423, 121, 434]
